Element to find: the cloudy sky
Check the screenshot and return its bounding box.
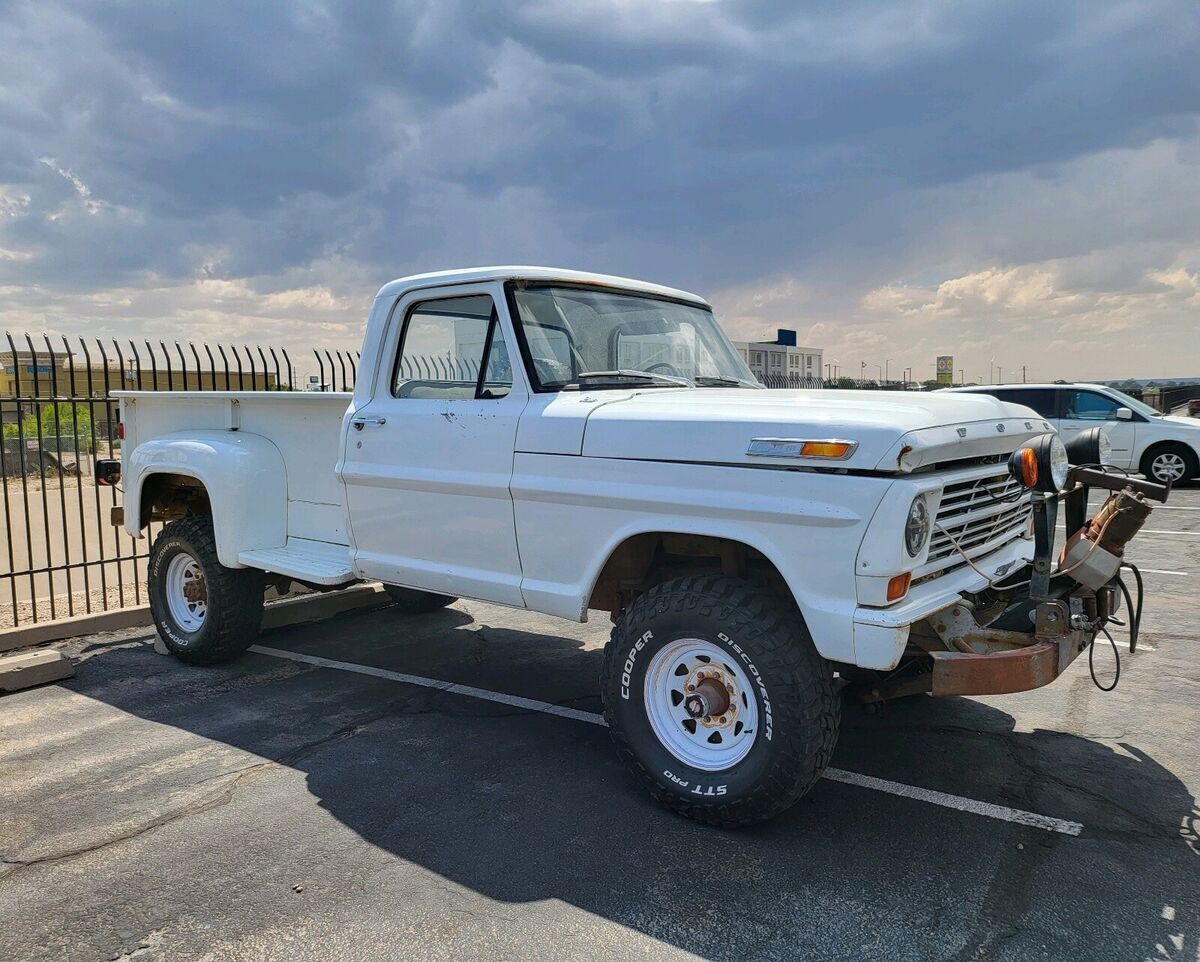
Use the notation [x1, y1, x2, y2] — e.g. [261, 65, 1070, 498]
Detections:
[1, 0, 1198, 382]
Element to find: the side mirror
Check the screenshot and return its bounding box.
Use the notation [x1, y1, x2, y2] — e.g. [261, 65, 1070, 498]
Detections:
[1114, 407, 1133, 421]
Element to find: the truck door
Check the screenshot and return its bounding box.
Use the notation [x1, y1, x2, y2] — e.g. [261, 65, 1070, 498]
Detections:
[1057, 388, 1137, 468]
[340, 284, 527, 606]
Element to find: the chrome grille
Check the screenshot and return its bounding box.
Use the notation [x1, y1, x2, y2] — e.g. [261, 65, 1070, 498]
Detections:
[917, 471, 1032, 580]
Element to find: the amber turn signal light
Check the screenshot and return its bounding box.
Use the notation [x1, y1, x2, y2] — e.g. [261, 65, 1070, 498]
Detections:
[800, 441, 854, 458]
[886, 572, 911, 602]
[1014, 447, 1039, 488]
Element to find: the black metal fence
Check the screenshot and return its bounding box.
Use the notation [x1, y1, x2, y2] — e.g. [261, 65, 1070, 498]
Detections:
[1154, 385, 1200, 415]
[0, 334, 360, 629]
[755, 373, 911, 390]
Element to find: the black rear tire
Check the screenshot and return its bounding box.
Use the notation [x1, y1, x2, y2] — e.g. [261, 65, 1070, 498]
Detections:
[148, 517, 264, 665]
[383, 584, 458, 613]
[600, 574, 840, 827]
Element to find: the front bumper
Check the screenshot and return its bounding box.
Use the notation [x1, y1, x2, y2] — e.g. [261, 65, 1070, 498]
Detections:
[851, 535, 1034, 670]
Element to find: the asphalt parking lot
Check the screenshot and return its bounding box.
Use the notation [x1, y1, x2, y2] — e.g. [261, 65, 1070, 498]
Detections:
[2, 488, 1199, 962]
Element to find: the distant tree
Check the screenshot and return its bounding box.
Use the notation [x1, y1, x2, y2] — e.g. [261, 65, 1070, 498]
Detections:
[36, 403, 92, 439]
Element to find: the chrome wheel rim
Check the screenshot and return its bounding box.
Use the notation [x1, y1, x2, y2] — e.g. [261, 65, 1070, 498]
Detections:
[1152, 452, 1186, 483]
[165, 552, 207, 633]
[643, 638, 760, 772]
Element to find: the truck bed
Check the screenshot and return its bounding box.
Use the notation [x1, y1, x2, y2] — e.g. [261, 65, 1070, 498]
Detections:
[116, 391, 353, 547]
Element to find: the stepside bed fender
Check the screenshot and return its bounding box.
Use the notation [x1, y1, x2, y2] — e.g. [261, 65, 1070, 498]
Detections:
[123, 431, 288, 568]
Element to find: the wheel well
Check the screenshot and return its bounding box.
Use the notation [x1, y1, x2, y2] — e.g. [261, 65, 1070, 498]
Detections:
[139, 473, 212, 529]
[1141, 440, 1198, 471]
[588, 533, 795, 618]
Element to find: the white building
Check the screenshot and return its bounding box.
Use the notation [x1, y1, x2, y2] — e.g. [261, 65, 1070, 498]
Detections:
[732, 330, 823, 386]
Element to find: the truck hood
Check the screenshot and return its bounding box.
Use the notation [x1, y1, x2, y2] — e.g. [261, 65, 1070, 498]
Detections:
[580, 389, 1054, 473]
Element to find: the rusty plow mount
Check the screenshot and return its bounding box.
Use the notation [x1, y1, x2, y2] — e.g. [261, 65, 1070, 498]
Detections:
[926, 600, 1090, 697]
[857, 599, 1095, 704]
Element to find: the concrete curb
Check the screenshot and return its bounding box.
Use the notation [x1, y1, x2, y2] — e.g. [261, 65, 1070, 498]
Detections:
[0, 607, 154, 654]
[0, 584, 391, 653]
[0, 648, 75, 694]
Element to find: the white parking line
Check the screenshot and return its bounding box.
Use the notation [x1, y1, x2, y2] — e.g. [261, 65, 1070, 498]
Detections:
[820, 769, 1082, 836]
[250, 644, 1085, 837]
[1136, 568, 1190, 577]
[250, 645, 605, 726]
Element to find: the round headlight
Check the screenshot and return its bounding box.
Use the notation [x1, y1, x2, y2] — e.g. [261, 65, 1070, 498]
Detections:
[1048, 434, 1069, 489]
[1064, 426, 1111, 467]
[905, 495, 930, 557]
[1009, 433, 1069, 493]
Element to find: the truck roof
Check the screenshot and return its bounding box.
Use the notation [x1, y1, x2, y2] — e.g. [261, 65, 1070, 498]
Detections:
[374, 266, 710, 307]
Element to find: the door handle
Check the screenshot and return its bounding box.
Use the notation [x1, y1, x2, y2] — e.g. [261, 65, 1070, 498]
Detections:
[351, 415, 387, 430]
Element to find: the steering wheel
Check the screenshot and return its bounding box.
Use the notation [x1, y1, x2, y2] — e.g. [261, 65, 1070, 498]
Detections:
[645, 362, 683, 378]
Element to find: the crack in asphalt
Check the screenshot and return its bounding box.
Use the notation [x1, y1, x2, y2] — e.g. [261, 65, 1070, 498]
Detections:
[941, 738, 1058, 962]
[0, 762, 271, 882]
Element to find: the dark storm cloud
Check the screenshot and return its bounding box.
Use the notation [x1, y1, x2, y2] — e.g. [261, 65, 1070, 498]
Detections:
[0, 0, 1197, 295]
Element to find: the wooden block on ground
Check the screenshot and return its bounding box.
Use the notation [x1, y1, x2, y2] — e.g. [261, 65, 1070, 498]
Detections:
[0, 649, 75, 694]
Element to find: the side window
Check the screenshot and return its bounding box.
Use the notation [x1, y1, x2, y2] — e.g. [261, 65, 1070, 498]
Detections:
[995, 388, 1058, 418]
[1065, 390, 1119, 421]
[393, 294, 512, 400]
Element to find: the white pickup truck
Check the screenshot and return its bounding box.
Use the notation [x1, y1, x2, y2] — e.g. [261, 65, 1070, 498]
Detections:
[102, 266, 1163, 826]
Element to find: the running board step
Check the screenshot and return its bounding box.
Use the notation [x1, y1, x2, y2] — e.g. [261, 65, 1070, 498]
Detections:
[239, 540, 355, 586]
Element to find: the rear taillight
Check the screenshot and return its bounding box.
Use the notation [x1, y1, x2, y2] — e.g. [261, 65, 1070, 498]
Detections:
[117, 422, 125, 440]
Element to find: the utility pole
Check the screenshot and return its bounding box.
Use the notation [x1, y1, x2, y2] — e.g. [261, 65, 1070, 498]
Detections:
[1022, 365, 1027, 383]
[860, 360, 866, 386]
[884, 359, 890, 383]
[959, 368, 964, 385]
[998, 366, 1003, 384]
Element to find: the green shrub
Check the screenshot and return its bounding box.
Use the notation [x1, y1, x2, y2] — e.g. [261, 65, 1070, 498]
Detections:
[37, 403, 91, 438]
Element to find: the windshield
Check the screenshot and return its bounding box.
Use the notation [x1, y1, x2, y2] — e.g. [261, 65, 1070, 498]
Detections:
[507, 283, 759, 391]
[1104, 387, 1161, 418]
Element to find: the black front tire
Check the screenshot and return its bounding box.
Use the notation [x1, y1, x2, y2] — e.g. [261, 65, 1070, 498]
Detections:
[1140, 443, 1198, 486]
[383, 584, 458, 613]
[600, 574, 840, 827]
[148, 517, 264, 665]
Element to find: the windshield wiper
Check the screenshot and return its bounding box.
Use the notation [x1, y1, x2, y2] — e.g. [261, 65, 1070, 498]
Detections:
[692, 375, 762, 389]
[562, 369, 691, 389]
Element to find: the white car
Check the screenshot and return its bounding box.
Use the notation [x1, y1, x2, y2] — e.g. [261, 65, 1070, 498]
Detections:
[951, 383, 1200, 486]
[97, 267, 1162, 827]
